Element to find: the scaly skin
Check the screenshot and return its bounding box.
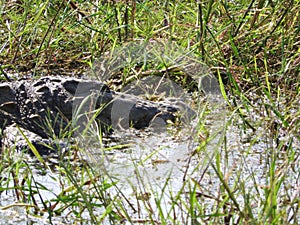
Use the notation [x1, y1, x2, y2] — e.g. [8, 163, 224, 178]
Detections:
[0, 76, 177, 143]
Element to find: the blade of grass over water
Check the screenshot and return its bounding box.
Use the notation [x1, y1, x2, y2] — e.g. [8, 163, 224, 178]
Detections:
[17, 126, 49, 170]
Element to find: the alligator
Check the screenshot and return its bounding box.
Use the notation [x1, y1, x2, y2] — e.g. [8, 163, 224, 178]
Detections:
[0, 76, 189, 152]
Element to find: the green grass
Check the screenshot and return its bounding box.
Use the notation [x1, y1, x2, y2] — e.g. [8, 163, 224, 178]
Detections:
[0, 0, 299, 224]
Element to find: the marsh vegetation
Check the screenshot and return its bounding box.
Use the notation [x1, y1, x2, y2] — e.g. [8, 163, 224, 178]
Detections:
[0, 0, 299, 224]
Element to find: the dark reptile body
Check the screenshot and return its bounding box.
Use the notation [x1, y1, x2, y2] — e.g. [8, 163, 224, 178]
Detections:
[0, 76, 177, 148]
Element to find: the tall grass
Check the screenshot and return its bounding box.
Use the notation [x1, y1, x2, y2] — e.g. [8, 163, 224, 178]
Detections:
[0, 0, 299, 224]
